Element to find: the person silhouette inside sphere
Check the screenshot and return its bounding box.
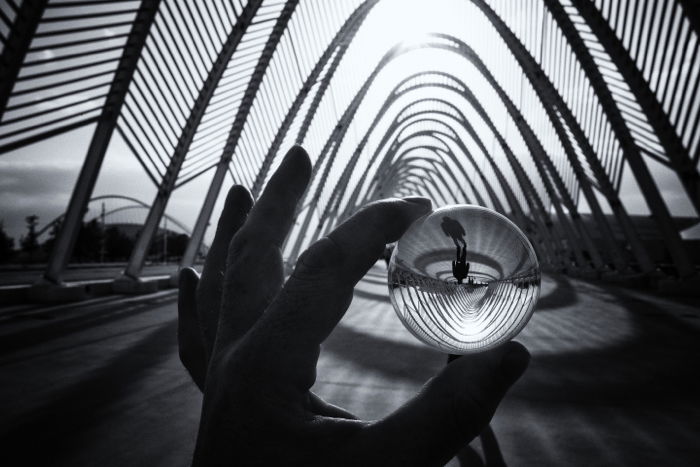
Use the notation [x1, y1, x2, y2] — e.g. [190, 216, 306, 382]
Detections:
[452, 243, 470, 284]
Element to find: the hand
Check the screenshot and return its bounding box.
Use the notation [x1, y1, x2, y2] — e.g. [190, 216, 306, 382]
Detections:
[178, 146, 530, 466]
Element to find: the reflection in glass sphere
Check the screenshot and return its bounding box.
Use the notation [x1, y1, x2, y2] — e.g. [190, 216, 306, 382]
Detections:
[388, 205, 540, 354]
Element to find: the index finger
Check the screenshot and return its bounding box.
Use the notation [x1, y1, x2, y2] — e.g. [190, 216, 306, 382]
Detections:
[244, 196, 431, 391]
[197, 185, 253, 354]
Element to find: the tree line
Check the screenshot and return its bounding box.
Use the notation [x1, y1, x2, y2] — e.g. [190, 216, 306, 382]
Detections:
[0, 216, 189, 264]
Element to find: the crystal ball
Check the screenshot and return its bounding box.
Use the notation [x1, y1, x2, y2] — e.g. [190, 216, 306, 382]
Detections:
[387, 204, 540, 354]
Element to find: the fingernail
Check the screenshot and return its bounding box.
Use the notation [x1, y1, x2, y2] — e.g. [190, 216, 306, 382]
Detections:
[500, 343, 530, 383]
[402, 196, 432, 210]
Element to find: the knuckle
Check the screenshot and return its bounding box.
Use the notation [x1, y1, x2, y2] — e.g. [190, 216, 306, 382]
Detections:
[228, 229, 263, 264]
[296, 237, 343, 275]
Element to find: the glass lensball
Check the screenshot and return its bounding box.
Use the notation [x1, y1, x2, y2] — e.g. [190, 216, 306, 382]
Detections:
[387, 204, 540, 354]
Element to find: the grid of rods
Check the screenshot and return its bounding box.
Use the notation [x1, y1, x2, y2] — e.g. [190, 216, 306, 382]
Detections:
[0, 0, 20, 54]
[166, 0, 284, 188]
[116, 0, 249, 185]
[489, 1, 583, 202]
[593, 0, 700, 168]
[219, 0, 362, 190]
[287, 13, 568, 253]
[0, 0, 139, 152]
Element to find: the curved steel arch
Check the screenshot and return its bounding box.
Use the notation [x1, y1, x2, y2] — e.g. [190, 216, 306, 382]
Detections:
[5, 0, 694, 289]
[472, 0, 662, 273]
[285, 37, 611, 271]
[324, 116, 508, 222]
[37, 194, 192, 240]
[292, 66, 585, 265]
[426, 153, 483, 204]
[285, 69, 548, 255]
[372, 159, 462, 208]
[382, 166, 462, 208]
[395, 116, 531, 218]
[356, 127, 505, 218]
[389, 101, 528, 223]
[121, 0, 297, 281]
[305, 85, 566, 266]
[377, 157, 466, 207]
[569, 0, 700, 219]
[178, 0, 379, 269]
[371, 148, 486, 208]
[310, 105, 561, 267]
[297, 112, 545, 259]
[334, 121, 559, 267]
[40, 0, 161, 285]
[357, 148, 478, 210]
[413, 146, 489, 207]
[362, 148, 470, 203]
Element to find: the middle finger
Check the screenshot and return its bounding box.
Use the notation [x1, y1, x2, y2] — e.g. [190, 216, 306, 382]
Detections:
[217, 145, 312, 344]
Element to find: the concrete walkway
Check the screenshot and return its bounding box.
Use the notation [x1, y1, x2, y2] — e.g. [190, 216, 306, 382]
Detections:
[1, 264, 699, 466]
[0, 263, 180, 287]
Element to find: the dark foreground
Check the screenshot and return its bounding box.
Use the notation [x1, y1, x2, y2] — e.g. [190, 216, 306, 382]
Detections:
[1, 264, 699, 466]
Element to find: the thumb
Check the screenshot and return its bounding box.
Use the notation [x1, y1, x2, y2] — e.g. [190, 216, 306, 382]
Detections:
[361, 342, 529, 466]
[178, 267, 207, 391]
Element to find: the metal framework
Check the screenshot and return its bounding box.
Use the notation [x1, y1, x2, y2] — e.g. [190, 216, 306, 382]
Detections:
[0, 0, 698, 287]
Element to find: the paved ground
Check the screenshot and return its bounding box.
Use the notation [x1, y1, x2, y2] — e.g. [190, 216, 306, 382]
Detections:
[0, 263, 180, 287]
[1, 263, 699, 466]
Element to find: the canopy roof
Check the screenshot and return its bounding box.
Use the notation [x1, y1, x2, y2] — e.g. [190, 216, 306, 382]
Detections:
[0, 0, 698, 281]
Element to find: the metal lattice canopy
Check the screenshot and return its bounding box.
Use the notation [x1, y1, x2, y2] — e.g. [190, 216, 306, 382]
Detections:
[0, 0, 698, 284]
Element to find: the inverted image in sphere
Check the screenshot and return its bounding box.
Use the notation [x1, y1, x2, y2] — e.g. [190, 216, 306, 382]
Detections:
[387, 204, 540, 354]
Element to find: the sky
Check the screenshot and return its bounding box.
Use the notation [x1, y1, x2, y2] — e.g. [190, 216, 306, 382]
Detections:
[0, 124, 217, 244]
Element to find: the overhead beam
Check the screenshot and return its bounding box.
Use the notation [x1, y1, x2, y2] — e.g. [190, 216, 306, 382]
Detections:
[287, 39, 595, 271]
[169, 0, 300, 277]
[0, 0, 47, 120]
[334, 108, 561, 268]
[249, 0, 378, 198]
[328, 92, 528, 235]
[118, 0, 264, 281]
[569, 0, 696, 276]
[541, 0, 656, 273]
[40, 0, 160, 285]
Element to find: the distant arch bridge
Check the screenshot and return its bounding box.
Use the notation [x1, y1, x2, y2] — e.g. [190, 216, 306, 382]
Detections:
[37, 195, 194, 241]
